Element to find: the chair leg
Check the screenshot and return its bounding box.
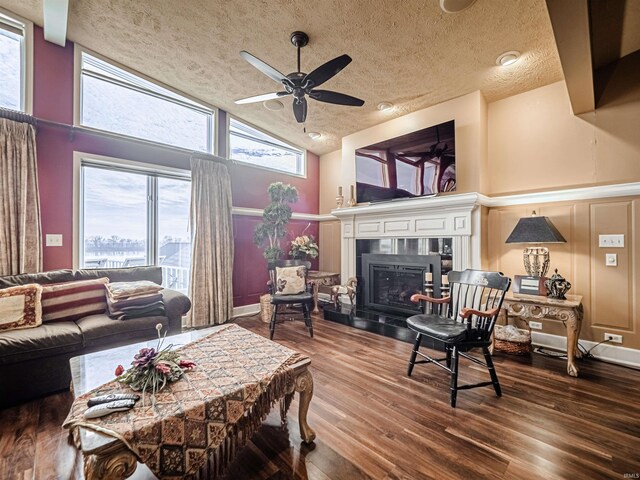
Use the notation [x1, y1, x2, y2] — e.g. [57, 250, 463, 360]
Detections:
[483, 346, 502, 397]
[270, 304, 278, 340]
[303, 303, 313, 338]
[450, 346, 459, 408]
[407, 333, 422, 376]
[445, 345, 452, 369]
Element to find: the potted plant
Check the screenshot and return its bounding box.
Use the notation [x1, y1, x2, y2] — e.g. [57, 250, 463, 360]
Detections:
[253, 182, 299, 262]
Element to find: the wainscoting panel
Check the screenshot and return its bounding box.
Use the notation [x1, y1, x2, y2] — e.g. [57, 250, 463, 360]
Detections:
[319, 220, 341, 276]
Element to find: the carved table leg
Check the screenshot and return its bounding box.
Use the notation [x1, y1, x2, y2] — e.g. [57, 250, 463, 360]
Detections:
[311, 281, 320, 314]
[82, 439, 137, 480]
[564, 311, 581, 377]
[295, 369, 316, 443]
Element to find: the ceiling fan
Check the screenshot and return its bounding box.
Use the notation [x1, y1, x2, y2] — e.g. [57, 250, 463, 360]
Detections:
[235, 31, 365, 123]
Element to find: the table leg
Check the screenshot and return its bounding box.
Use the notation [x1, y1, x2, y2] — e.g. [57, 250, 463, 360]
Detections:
[311, 282, 320, 314]
[564, 311, 581, 377]
[295, 369, 316, 444]
[82, 439, 137, 480]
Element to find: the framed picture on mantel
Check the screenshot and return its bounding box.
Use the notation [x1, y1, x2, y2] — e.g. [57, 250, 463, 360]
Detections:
[513, 275, 547, 296]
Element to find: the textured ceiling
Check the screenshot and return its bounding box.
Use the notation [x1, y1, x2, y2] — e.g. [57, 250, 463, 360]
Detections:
[1, 0, 564, 155]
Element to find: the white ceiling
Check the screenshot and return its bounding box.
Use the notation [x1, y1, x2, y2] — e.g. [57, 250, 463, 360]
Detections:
[1, 0, 565, 155]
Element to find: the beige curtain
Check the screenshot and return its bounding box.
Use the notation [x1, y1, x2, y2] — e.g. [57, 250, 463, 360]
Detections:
[186, 157, 234, 327]
[0, 118, 42, 276]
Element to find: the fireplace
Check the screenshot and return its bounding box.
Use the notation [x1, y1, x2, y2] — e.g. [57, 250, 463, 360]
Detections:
[362, 253, 441, 316]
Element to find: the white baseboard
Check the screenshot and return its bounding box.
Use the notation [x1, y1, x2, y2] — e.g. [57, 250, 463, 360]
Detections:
[532, 331, 640, 369]
[232, 303, 260, 318]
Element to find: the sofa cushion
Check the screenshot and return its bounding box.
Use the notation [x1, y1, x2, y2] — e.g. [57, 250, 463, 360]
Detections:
[0, 321, 83, 365]
[42, 278, 109, 323]
[0, 284, 43, 332]
[0, 269, 75, 289]
[76, 313, 169, 348]
[75, 266, 162, 284]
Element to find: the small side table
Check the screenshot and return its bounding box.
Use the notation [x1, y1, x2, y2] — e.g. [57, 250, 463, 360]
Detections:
[502, 292, 584, 377]
[307, 270, 340, 314]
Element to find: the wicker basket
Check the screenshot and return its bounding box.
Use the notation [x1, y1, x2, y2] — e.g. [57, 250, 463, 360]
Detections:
[493, 324, 532, 355]
[259, 294, 272, 323]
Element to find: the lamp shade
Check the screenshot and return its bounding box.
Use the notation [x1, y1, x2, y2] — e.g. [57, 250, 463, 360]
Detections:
[505, 216, 566, 244]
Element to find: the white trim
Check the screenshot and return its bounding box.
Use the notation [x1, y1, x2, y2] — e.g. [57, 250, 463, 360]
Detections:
[482, 182, 640, 207]
[232, 303, 260, 317]
[75, 151, 191, 178]
[231, 206, 333, 222]
[532, 331, 640, 369]
[73, 44, 218, 155]
[0, 7, 33, 114]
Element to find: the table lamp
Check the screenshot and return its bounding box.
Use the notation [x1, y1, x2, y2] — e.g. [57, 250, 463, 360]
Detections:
[505, 211, 566, 278]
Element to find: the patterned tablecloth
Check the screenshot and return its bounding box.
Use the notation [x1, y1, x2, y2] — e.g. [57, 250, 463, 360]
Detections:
[63, 324, 307, 479]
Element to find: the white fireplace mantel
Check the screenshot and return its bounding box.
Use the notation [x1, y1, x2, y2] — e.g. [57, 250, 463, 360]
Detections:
[331, 192, 484, 281]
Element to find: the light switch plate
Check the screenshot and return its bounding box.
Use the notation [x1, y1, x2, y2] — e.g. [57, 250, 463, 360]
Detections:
[605, 253, 617, 267]
[598, 234, 624, 248]
[45, 234, 63, 247]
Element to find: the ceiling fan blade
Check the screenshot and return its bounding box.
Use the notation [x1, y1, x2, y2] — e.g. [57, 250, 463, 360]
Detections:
[309, 89, 364, 106]
[303, 54, 352, 88]
[240, 51, 293, 87]
[293, 97, 307, 123]
[235, 91, 290, 105]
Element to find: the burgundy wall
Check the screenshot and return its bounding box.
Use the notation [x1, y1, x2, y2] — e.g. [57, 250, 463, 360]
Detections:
[31, 27, 320, 307]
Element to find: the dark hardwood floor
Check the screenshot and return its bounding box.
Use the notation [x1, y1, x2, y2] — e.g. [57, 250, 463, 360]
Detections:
[1, 315, 639, 479]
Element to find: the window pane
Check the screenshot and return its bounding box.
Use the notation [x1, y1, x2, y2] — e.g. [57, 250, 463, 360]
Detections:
[158, 177, 191, 294]
[396, 161, 419, 194]
[82, 167, 149, 268]
[0, 27, 21, 110]
[81, 74, 210, 152]
[229, 118, 304, 175]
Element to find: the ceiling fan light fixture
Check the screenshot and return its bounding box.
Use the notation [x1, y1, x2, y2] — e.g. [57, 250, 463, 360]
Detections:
[307, 131, 322, 140]
[496, 51, 521, 67]
[263, 99, 284, 111]
[377, 102, 394, 112]
[439, 0, 477, 13]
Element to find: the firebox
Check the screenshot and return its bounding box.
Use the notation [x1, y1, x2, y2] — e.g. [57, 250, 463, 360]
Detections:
[361, 254, 441, 316]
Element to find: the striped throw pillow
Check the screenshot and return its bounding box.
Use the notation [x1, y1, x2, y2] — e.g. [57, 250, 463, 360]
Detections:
[41, 278, 109, 323]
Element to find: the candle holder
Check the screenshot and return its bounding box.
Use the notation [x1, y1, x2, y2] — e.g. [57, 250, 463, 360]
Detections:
[347, 185, 357, 207]
[336, 194, 344, 208]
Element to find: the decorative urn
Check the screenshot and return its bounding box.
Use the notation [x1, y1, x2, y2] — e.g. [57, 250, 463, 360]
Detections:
[545, 269, 571, 299]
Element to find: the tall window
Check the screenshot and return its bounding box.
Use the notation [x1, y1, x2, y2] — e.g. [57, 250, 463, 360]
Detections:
[0, 10, 30, 111]
[229, 118, 305, 176]
[80, 160, 191, 294]
[77, 49, 214, 152]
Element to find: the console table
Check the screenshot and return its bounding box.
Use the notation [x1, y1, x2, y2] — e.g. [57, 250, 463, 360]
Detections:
[307, 270, 340, 313]
[502, 292, 584, 377]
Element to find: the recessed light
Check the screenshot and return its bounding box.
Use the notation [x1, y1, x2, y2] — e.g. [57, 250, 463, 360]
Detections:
[439, 0, 477, 13]
[496, 51, 521, 67]
[377, 102, 394, 112]
[263, 99, 284, 111]
[307, 131, 321, 140]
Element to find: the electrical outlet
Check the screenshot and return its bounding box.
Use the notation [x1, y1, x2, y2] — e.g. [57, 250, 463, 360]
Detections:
[598, 234, 624, 248]
[605, 253, 617, 267]
[604, 332, 622, 344]
[529, 321, 543, 330]
[45, 234, 63, 247]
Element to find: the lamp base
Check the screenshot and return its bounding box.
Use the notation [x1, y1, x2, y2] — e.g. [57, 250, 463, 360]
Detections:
[523, 247, 550, 277]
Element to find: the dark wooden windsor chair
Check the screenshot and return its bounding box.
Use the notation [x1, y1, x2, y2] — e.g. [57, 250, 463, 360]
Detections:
[267, 260, 314, 340]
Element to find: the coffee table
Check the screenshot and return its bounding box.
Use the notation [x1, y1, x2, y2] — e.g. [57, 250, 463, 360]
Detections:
[68, 326, 315, 480]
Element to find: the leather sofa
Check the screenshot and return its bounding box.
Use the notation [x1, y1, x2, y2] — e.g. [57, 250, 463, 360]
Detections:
[0, 266, 191, 408]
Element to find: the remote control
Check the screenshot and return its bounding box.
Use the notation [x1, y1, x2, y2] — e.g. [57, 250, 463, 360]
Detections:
[84, 399, 136, 419]
[87, 393, 141, 407]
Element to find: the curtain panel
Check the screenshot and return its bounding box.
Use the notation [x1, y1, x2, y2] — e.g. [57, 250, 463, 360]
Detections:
[0, 118, 42, 276]
[187, 157, 234, 327]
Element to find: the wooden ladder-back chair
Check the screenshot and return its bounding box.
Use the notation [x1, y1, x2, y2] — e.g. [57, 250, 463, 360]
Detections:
[406, 269, 511, 407]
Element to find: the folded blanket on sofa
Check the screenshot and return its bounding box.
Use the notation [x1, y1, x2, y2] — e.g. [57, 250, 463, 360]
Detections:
[105, 281, 163, 300]
[108, 301, 166, 320]
[107, 292, 163, 310]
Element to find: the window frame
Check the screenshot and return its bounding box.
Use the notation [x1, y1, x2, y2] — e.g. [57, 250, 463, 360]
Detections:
[0, 7, 33, 114]
[227, 115, 307, 178]
[73, 45, 217, 154]
[72, 151, 191, 271]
